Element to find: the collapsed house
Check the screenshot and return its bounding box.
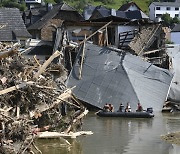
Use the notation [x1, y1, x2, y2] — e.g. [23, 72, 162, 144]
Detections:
[66, 43, 173, 111]
[22, 2, 83, 61]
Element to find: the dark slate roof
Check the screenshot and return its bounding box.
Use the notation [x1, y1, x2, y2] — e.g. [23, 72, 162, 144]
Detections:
[27, 45, 53, 55]
[0, 8, 31, 41]
[25, 6, 47, 17]
[118, 2, 141, 11]
[151, 2, 180, 7]
[28, 3, 83, 30]
[98, 9, 111, 17]
[90, 9, 126, 20]
[89, 9, 148, 21]
[171, 24, 180, 32]
[89, 15, 130, 22]
[125, 10, 149, 19]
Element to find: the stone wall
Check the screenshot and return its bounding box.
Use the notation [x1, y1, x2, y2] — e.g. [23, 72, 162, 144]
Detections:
[41, 19, 63, 41]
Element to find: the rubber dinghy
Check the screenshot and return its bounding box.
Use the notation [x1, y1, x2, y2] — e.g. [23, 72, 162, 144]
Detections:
[96, 110, 154, 118]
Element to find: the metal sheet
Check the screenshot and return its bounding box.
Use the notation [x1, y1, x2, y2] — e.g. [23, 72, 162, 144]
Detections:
[67, 43, 173, 111]
[166, 44, 180, 102]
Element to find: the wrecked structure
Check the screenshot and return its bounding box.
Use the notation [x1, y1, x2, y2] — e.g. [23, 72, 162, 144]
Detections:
[66, 43, 173, 111]
[0, 43, 88, 153]
[166, 44, 180, 103]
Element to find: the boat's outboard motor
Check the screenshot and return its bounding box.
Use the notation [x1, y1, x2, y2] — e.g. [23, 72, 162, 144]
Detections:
[146, 107, 153, 113]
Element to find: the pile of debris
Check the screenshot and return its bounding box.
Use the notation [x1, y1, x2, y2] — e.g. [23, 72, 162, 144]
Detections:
[0, 43, 87, 153]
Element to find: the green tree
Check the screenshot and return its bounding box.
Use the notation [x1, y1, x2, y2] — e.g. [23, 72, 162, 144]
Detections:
[75, 0, 88, 12]
[122, 0, 131, 5]
[44, 0, 55, 4]
[0, 0, 27, 11]
[172, 16, 180, 24]
[161, 13, 172, 26]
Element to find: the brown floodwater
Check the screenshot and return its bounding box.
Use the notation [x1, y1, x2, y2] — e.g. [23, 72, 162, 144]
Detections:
[35, 112, 180, 154]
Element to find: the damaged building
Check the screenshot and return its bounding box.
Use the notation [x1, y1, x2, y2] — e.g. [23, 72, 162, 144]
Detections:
[66, 43, 173, 111]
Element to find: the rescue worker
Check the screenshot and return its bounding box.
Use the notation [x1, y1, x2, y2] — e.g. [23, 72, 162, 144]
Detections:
[109, 104, 114, 112]
[118, 103, 124, 112]
[125, 102, 131, 112]
[103, 103, 110, 112]
[136, 102, 143, 112]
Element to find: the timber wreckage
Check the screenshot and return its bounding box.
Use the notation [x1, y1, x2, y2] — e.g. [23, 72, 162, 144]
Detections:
[0, 42, 90, 153]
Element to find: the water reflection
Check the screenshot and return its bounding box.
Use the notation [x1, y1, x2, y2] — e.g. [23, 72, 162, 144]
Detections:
[35, 112, 180, 154]
[35, 138, 82, 154]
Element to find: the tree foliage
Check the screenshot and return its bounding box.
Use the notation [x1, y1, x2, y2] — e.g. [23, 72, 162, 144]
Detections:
[0, 0, 26, 11]
[161, 13, 180, 27]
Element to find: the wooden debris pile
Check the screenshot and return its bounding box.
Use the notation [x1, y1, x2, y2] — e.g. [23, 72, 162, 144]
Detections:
[0, 43, 87, 153]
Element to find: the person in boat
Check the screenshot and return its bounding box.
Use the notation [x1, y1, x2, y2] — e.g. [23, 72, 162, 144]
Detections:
[136, 102, 143, 112]
[109, 104, 114, 112]
[118, 103, 124, 112]
[125, 103, 131, 112]
[103, 103, 110, 112]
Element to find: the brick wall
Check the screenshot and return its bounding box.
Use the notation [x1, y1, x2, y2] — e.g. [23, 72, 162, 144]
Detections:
[41, 19, 63, 41]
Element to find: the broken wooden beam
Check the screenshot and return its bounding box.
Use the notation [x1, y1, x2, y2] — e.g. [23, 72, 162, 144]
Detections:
[34, 50, 61, 79]
[79, 21, 112, 45]
[36, 131, 93, 139]
[79, 35, 86, 80]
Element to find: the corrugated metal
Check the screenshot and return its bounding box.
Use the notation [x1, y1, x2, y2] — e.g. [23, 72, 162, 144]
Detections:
[67, 43, 173, 111]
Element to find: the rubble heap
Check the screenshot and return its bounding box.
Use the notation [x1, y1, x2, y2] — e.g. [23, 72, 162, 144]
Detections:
[0, 43, 86, 154]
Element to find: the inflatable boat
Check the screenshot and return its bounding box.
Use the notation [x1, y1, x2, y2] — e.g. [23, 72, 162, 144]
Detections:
[96, 110, 154, 118]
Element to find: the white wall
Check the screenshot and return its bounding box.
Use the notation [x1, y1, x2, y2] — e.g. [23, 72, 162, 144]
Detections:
[155, 6, 180, 18]
[171, 32, 180, 44]
[149, 3, 180, 21]
[115, 25, 138, 47]
[25, 0, 41, 4]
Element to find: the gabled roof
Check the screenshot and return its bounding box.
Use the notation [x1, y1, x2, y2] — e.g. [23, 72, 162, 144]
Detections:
[90, 8, 126, 20]
[0, 8, 31, 41]
[28, 3, 83, 30]
[125, 10, 149, 19]
[118, 2, 141, 11]
[89, 8, 148, 21]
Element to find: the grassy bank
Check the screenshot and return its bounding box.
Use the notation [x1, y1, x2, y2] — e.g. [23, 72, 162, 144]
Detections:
[65, 0, 151, 13]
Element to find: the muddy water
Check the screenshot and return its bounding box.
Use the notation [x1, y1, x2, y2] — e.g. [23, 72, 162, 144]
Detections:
[35, 112, 180, 154]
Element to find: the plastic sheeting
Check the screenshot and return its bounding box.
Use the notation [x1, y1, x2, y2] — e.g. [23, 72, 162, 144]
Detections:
[166, 44, 180, 102]
[66, 43, 173, 111]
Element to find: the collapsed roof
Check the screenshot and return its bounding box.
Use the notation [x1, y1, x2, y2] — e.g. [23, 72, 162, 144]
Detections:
[66, 43, 173, 111]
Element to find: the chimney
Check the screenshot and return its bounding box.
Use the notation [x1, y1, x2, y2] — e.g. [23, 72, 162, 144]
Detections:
[111, 9, 116, 16]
